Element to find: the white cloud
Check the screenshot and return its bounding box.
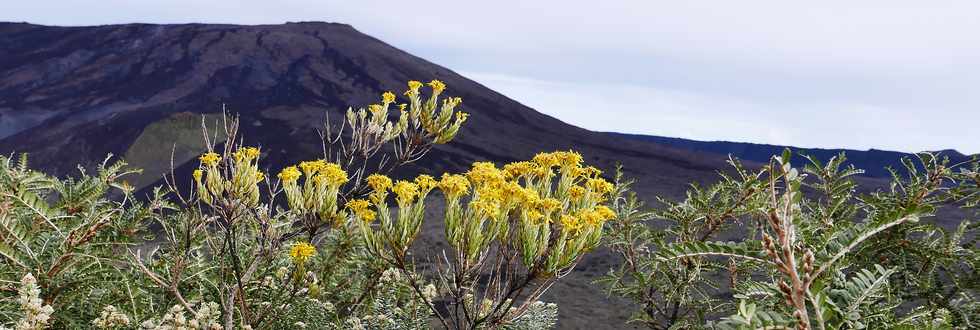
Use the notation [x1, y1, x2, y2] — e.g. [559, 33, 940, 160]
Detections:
[465, 72, 976, 153]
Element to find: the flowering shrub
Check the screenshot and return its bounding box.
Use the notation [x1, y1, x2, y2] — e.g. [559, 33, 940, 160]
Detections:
[353, 152, 616, 328]
[0, 80, 578, 329]
[6, 78, 971, 329]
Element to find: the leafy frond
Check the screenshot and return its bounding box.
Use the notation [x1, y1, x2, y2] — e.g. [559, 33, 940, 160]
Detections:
[659, 241, 772, 265]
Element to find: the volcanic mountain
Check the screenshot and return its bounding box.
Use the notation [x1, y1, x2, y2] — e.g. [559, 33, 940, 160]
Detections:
[1, 21, 968, 329]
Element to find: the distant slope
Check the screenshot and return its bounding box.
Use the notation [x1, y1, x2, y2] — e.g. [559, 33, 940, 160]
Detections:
[612, 132, 974, 178]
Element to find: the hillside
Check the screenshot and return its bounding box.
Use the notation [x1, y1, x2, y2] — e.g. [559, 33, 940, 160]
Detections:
[612, 133, 974, 179]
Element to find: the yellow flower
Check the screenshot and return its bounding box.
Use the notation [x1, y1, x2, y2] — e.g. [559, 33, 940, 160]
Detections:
[538, 198, 562, 214]
[439, 174, 471, 199]
[470, 198, 500, 218]
[346, 199, 371, 211]
[476, 185, 504, 204]
[320, 163, 349, 186]
[531, 165, 552, 179]
[524, 209, 544, 224]
[382, 91, 396, 104]
[254, 171, 265, 182]
[519, 188, 541, 205]
[586, 178, 615, 196]
[398, 103, 408, 112]
[234, 147, 261, 162]
[594, 205, 616, 221]
[192, 169, 204, 181]
[415, 175, 438, 194]
[299, 160, 327, 176]
[406, 80, 423, 95]
[503, 161, 537, 179]
[366, 174, 393, 192]
[578, 209, 604, 226]
[358, 209, 377, 223]
[568, 186, 586, 201]
[199, 152, 221, 167]
[560, 215, 582, 233]
[392, 181, 419, 204]
[554, 151, 583, 168]
[289, 243, 317, 264]
[278, 166, 302, 183]
[581, 166, 602, 178]
[500, 181, 525, 203]
[455, 111, 469, 123]
[346, 199, 376, 223]
[368, 104, 384, 115]
[466, 162, 504, 187]
[428, 79, 446, 94]
[532, 152, 558, 168]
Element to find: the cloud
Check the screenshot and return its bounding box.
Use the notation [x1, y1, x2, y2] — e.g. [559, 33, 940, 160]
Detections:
[465, 72, 976, 153]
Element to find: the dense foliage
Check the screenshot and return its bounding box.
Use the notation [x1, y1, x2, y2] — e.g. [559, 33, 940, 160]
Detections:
[0, 81, 976, 329]
[602, 151, 979, 329]
[0, 81, 624, 329]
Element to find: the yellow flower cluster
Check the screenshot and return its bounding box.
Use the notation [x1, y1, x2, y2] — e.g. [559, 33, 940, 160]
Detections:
[406, 80, 424, 95]
[353, 150, 616, 274]
[538, 197, 562, 214]
[428, 80, 446, 94]
[392, 181, 419, 205]
[298, 160, 325, 176]
[532, 152, 558, 168]
[278, 166, 301, 183]
[553, 205, 616, 235]
[193, 147, 264, 206]
[503, 161, 537, 179]
[345, 199, 376, 223]
[289, 242, 317, 264]
[314, 163, 350, 187]
[438, 174, 471, 200]
[199, 152, 221, 167]
[382, 91, 396, 104]
[471, 199, 500, 218]
[366, 174, 393, 203]
[415, 175, 437, 194]
[278, 160, 350, 223]
[556, 151, 583, 168]
[366, 174, 393, 191]
[586, 177, 615, 197]
[467, 162, 505, 186]
[233, 147, 260, 163]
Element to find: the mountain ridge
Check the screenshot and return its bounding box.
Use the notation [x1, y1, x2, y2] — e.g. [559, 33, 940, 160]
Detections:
[612, 132, 974, 178]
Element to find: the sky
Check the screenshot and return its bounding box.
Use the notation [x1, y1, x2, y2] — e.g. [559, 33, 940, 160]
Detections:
[5, 1, 980, 153]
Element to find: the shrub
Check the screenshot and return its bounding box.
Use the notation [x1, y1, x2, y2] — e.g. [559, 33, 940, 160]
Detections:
[0, 81, 579, 329]
[601, 151, 979, 329]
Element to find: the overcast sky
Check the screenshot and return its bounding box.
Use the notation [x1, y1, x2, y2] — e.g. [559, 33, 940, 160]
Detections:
[6, 1, 979, 153]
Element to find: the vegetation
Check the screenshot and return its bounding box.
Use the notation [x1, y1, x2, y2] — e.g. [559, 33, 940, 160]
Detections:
[602, 151, 979, 329]
[0, 81, 976, 329]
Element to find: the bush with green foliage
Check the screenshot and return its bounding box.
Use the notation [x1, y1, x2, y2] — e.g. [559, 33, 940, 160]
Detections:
[601, 151, 979, 329]
[1, 80, 976, 330]
[0, 81, 582, 330]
